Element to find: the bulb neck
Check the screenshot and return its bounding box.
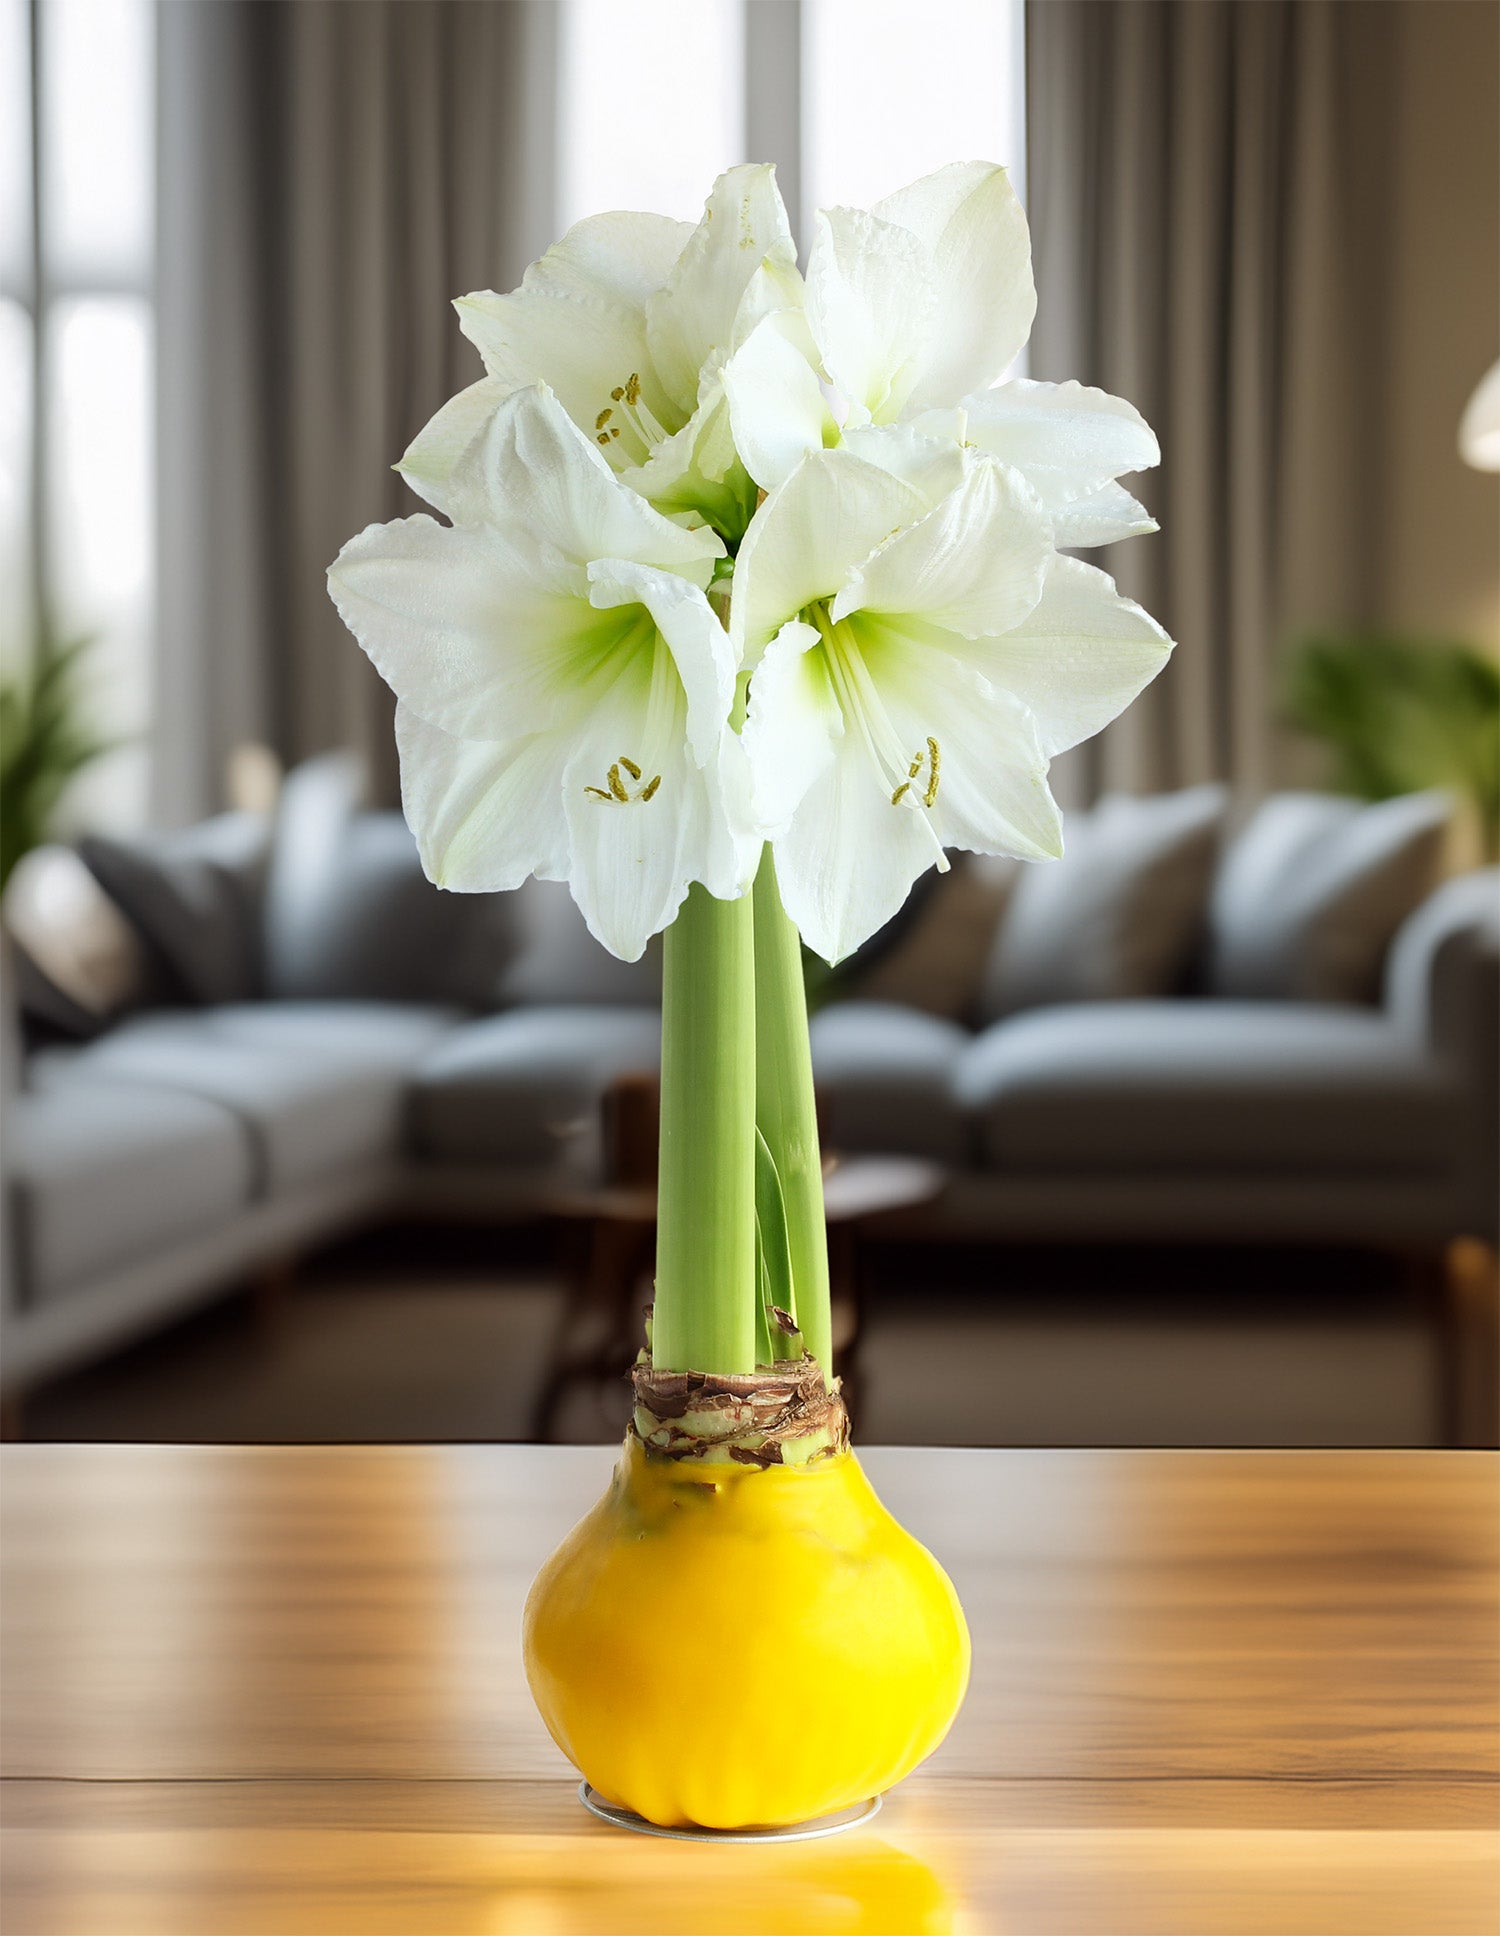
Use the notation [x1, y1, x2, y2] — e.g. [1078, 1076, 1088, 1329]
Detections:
[631, 1358, 850, 1468]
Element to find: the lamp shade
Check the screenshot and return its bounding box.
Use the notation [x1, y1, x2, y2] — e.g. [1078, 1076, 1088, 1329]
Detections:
[1458, 360, 1500, 471]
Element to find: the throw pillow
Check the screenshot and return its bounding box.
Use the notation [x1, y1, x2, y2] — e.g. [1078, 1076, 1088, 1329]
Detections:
[263, 754, 519, 1006]
[79, 812, 269, 1006]
[851, 855, 1020, 1022]
[3, 845, 148, 1038]
[1206, 789, 1451, 1003]
[977, 784, 1228, 1021]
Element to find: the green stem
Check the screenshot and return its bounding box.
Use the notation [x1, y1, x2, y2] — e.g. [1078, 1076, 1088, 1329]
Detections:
[653, 882, 758, 1373]
[752, 851, 832, 1379]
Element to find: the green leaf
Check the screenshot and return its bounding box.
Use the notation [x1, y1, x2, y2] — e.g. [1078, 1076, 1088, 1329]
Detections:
[754, 1125, 799, 1360]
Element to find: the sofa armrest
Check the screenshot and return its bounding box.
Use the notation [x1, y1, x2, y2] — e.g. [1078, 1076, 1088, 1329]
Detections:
[1384, 869, 1499, 1240]
[1385, 870, 1500, 1055]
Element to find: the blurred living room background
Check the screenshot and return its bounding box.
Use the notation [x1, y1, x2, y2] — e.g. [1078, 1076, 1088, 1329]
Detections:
[1, 0, 1496, 1450]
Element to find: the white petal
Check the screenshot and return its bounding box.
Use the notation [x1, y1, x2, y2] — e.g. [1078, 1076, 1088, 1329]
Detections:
[398, 376, 513, 523]
[873, 162, 1034, 408]
[964, 552, 1173, 756]
[455, 211, 689, 442]
[563, 708, 754, 961]
[450, 386, 721, 584]
[833, 452, 1052, 640]
[328, 514, 603, 740]
[730, 253, 807, 353]
[1051, 482, 1158, 548]
[646, 164, 798, 415]
[954, 378, 1160, 509]
[839, 423, 965, 504]
[871, 637, 1063, 860]
[516, 209, 694, 310]
[742, 619, 842, 833]
[395, 706, 570, 891]
[586, 559, 736, 768]
[770, 726, 944, 965]
[731, 449, 927, 666]
[805, 206, 932, 425]
[619, 380, 756, 532]
[723, 312, 835, 492]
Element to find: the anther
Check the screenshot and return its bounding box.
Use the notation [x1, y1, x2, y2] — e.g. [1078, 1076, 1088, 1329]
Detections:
[596, 408, 613, 429]
[640, 775, 662, 801]
[924, 736, 941, 808]
[610, 387, 625, 402]
[607, 764, 630, 803]
[618, 756, 642, 780]
[891, 782, 911, 806]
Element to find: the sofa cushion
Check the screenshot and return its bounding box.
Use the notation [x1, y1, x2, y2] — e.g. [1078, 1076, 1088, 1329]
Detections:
[497, 878, 663, 1008]
[262, 755, 515, 1008]
[7, 1082, 254, 1304]
[1206, 790, 1449, 1003]
[848, 856, 1019, 1022]
[80, 811, 270, 1005]
[978, 785, 1227, 1020]
[32, 1004, 457, 1195]
[810, 1004, 971, 1162]
[959, 1001, 1461, 1174]
[410, 1007, 662, 1164]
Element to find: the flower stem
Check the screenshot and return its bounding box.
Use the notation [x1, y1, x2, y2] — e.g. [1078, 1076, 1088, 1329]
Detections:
[752, 850, 832, 1380]
[653, 882, 758, 1373]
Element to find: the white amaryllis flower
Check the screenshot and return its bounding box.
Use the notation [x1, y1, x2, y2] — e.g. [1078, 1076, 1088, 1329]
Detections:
[400, 165, 800, 544]
[328, 384, 758, 962]
[723, 161, 1159, 547]
[734, 437, 1173, 963]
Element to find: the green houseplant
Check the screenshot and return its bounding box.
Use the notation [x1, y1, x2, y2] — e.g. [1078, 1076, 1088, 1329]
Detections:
[329, 161, 1172, 1832]
[0, 632, 112, 893]
[1285, 633, 1500, 859]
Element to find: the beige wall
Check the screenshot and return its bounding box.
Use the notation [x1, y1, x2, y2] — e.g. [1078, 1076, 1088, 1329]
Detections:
[1379, 0, 1500, 647]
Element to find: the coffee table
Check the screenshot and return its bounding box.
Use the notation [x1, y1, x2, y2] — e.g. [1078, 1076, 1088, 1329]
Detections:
[2, 1444, 1495, 1930]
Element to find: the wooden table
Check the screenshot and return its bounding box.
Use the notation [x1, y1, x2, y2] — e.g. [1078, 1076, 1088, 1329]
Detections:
[2, 1446, 1496, 1933]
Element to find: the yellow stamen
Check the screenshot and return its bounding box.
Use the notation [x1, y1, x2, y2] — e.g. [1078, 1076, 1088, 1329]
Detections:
[595, 408, 613, 429]
[891, 738, 942, 810]
[583, 760, 663, 806]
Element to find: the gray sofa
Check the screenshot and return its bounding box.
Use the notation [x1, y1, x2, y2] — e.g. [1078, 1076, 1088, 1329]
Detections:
[2, 756, 1495, 1399]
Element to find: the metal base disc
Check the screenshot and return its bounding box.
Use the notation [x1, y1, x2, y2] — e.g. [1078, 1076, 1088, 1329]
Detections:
[578, 1781, 881, 1843]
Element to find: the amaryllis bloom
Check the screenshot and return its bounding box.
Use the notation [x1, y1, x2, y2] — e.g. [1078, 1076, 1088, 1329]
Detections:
[723, 161, 1159, 547]
[328, 385, 757, 961]
[734, 436, 1173, 962]
[400, 165, 801, 544]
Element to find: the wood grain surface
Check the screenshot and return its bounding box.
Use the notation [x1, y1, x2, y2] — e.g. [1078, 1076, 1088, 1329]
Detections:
[2, 1444, 1496, 1932]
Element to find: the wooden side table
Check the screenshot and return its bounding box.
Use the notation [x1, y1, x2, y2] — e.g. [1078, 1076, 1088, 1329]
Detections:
[532, 1077, 947, 1437]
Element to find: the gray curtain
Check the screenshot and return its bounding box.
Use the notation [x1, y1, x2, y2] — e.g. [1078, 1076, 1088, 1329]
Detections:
[1027, 0, 1397, 801]
[154, 0, 557, 823]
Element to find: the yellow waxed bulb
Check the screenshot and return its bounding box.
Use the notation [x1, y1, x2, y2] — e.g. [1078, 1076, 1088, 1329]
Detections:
[523, 1429, 971, 1832]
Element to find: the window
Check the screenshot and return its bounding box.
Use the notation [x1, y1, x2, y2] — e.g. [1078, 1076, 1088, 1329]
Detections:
[558, 0, 746, 231]
[557, 0, 1025, 337]
[801, 0, 1026, 223]
[3, 0, 156, 832]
